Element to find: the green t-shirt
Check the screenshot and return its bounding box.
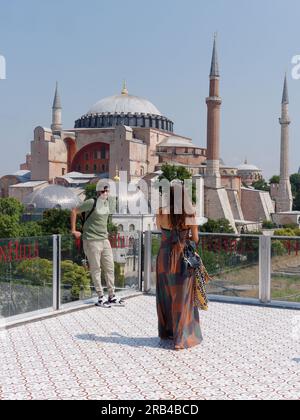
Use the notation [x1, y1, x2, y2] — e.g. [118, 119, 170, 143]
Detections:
[77, 197, 115, 241]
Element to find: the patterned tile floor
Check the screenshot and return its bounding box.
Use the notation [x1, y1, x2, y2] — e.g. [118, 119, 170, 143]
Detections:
[0, 295, 299, 400]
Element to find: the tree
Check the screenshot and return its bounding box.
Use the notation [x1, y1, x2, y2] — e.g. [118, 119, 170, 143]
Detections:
[269, 175, 280, 184]
[159, 164, 192, 183]
[40, 209, 72, 235]
[19, 222, 43, 238]
[201, 219, 235, 234]
[158, 164, 196, 203]
[290, 174, 300, 210]
[290, 173, 300, 194]
[85, 184, 97, 200]
[0, 197, 24, 220]
[252, 178, 270, 192]
[0, 214, 21, 239]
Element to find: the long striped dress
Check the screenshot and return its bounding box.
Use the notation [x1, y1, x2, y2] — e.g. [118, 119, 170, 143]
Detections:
[156, 228, 203, 350]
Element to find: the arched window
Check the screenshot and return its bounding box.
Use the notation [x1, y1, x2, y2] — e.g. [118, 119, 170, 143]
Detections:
[129, 224, 135, 232]
[140, 167, 145, 176]
[118, 225, 124, 233]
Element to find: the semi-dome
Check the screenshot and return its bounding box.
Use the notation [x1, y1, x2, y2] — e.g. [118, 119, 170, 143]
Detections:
[75, 83, 174, 132]
[24, 185, 82, 211]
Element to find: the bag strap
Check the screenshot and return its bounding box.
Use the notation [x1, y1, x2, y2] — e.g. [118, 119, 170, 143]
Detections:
[84, 198, 97, 227]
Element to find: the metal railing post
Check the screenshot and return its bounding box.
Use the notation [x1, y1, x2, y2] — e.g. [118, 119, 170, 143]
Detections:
[138, 231, 143, 292]
[144, 230, 152, 293]
[259, 235, 272, 303]
[52, 235, 62, 311]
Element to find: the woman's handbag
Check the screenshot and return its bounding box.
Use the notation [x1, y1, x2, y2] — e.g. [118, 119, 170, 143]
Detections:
[194, 262, 211, 311]
[182, 240, 202, 271]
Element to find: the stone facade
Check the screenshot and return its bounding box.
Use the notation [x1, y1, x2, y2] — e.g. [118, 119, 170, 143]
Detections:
[241, 188, 274, 222]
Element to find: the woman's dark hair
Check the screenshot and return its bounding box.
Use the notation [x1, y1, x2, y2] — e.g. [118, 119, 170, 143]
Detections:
[169, 184, 195, 230]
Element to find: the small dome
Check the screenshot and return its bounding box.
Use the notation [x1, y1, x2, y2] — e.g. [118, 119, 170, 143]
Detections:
[238, 163, 260, 171]
[87, 94, 162, 116]
[24, 185, 82, 210]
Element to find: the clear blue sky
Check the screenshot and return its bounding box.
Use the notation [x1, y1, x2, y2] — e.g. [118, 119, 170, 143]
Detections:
[0, 0, 300, 178]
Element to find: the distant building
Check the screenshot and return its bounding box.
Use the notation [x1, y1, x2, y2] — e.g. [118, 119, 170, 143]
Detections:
[237, 160, 263, 187]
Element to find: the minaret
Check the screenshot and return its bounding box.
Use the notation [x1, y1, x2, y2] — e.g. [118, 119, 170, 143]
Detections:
[51, 82, 62, 132]
[205, 34, 222, 189]
[277, 75, 293, 212]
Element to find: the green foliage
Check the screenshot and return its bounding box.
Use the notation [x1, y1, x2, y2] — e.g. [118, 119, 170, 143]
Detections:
[290, 173, 300, 211]
[158, 164, 196, 203]
[201, 219, 235, 234]
[262, 220, 276, 229]
[108, 221, 118, 234]
[19, 222, 43, 238]
[61, 260, 91, 300]
[252, 178, 270, 192]
[114, 262, 125, 288]
[152, 236, 161, 256]
[275, 228, 296, 237]
[271, 240, 287, 257]
[40, 209, 71, 235]
[0, 215, 21, 239]
[85, 184, 97, 200]
[15, 258, 53, 286]
[14, 258, 91, 301]
[0, 198, 24, 220]
[269, 175, 280, 184]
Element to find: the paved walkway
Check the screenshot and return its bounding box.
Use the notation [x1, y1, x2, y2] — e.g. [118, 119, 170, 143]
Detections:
[0, 296, 299, 400]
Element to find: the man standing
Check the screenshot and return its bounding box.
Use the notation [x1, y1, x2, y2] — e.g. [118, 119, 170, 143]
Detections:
[71, 182, 124, 308]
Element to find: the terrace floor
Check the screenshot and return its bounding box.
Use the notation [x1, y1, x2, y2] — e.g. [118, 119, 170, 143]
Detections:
[0, 295, 299, 400]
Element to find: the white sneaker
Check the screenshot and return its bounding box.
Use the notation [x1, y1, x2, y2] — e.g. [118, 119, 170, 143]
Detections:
[95, 297, 111, 308]
[108, 295, 126, 307]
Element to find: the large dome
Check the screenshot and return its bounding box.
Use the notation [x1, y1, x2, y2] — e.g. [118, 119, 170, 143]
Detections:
[24, 185, 82, 211]
[75, 84, 174, 132]
[88, 94, 162, 116]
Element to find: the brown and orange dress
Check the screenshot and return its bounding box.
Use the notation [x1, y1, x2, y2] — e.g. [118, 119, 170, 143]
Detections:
[156, 228, 203, 350]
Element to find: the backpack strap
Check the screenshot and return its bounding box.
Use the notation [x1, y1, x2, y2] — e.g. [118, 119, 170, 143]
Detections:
[83, 198, 97, 227]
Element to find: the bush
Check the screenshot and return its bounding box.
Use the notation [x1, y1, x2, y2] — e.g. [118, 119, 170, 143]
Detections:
[40, 209, 71, 235]
[0, 215, 21, 239]
[272, 240, 287, 256]
[61, 260, 91, 300]
[275, 229, 296, 237]
[201, 219, 235, 234]
[19, 222, 43, 238]
[0, 198, 24, 220]
[262, 220, 276, 229]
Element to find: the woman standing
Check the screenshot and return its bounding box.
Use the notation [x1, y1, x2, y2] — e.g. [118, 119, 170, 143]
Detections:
[156, 185, 203, 351]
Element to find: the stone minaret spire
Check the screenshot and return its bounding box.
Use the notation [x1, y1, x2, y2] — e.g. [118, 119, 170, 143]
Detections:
[205, 34, 222, 189]
[277, 74, 293, 212]
[51, 82, 62, 132]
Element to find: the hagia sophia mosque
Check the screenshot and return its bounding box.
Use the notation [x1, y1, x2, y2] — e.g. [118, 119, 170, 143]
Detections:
[0, 36, 298, 233]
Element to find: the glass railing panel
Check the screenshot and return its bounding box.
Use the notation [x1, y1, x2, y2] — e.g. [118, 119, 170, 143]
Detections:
[60, 233, 141, 305]
[271, 237, 300, 303]
[0, 236, 54, 318]
[199, 235, 260, 299]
